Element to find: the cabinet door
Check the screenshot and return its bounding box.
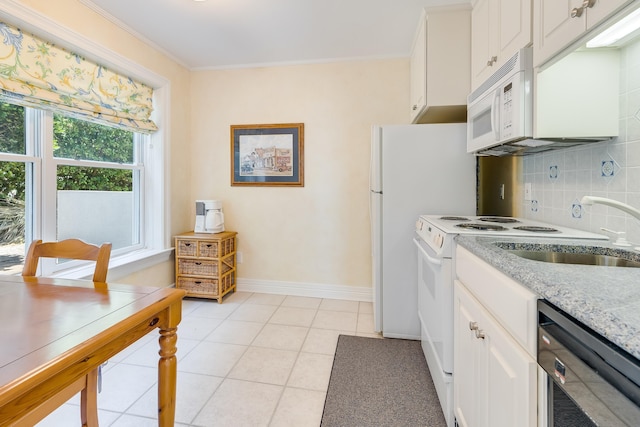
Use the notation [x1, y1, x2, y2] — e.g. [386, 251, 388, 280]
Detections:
[471, 0, 493, 89]
[472, 0, 532, 91]
[410, 13, 427, 122]
[586, 0, 631, 29]
[454, 281, 537, 427]
[533, 0, 585, 66]
[486, 313, 538, 427]
[498, 0, 532, 61]
[454, 281, 486, 427]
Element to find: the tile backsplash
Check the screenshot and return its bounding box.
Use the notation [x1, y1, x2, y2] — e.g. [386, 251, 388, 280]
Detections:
[522, 39, 640, 244]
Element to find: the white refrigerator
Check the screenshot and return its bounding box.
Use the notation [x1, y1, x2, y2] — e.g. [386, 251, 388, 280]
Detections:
[370, 123, 476, 339]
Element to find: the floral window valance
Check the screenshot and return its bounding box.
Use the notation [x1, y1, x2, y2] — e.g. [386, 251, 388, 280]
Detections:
[0, 22, 157, 133]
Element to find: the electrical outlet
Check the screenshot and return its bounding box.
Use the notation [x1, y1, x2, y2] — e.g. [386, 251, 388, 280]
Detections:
[524, 183, 532, 201]
[237, 251, 243, 264]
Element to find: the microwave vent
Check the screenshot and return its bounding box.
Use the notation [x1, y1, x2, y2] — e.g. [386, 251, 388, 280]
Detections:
[476, 137, 612, 157]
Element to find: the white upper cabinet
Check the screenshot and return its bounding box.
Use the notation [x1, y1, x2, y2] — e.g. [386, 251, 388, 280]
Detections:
[471, 0, 532, 91]
[410, 7, 471, 124]
[410, 13, 427, 122]
[533, 0, 632, 66]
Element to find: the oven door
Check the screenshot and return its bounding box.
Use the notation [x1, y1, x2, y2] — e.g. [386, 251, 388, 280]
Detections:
[414, 237, 453, 374]
[467, 85, 501, 153]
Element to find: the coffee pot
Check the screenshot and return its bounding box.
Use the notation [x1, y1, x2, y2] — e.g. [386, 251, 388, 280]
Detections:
[195, 200, 225, 233]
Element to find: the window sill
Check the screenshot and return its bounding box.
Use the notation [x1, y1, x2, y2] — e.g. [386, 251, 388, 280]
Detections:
[51, 248, 174, 282]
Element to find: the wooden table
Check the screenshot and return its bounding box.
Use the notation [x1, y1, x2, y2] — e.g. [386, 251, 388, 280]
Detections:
[0, 275, 186, 426]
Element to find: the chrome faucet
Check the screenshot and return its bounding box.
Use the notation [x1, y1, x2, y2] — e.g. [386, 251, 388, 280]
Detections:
[580, 196, 640, 222]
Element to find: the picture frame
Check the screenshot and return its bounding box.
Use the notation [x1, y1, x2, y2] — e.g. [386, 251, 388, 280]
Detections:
[230, 123, 304, 187]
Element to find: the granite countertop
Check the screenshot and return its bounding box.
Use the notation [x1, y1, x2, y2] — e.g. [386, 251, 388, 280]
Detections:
[455, 235, 640, 360]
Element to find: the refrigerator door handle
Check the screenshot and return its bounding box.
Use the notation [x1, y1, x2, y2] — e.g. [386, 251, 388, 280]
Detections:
[413, 238, 442, 266]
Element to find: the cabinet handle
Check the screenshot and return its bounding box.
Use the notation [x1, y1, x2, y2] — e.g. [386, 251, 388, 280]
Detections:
[412, 104, 418, 111]
[571, 6, 584, 18]
[195, 262, 202, 265]
[486, 56, 497, 66]
[475, 329, 486, 340]
[184, 243, 191, 247]
[583, 0, 596, 9]
[469, 321, 479, 331]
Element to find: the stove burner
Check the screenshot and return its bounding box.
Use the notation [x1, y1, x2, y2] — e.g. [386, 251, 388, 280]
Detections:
[439, 216, 469, 221]
[513, 226, 559, 233]
[478, 217, 520, 223]
[455, 223, 508, 231]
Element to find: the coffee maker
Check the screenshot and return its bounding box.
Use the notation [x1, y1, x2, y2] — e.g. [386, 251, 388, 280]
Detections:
[194, 200, 225, 233]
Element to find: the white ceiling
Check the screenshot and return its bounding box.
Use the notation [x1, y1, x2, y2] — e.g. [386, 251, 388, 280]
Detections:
[82, 0, 470, 70]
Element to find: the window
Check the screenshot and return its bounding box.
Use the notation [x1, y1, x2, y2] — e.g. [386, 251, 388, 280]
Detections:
[0, 102, 30, 274]
[0, 7, 170, 280]
[0, 100, 152, 276]
[52, 114, 143, 252]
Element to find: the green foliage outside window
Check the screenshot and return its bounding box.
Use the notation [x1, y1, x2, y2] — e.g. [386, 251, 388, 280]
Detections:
[0, 102, 26, 200]
[54, 114, 134, 191]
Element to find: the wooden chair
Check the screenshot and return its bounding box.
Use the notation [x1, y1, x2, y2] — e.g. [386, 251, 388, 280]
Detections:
[22, 238, 112, 282]
[21, 238, 112, 427]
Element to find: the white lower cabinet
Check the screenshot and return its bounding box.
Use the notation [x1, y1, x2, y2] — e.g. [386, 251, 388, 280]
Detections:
[454, 281, 537, 427]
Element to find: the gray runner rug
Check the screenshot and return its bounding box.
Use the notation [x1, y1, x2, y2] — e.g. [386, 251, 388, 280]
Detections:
[321, 335, 447, 427]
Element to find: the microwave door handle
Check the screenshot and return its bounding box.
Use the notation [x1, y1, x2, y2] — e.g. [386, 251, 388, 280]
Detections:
[491, 88, 501, 140]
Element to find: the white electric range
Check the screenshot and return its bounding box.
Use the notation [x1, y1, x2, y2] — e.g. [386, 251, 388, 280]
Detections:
[413, 215, 607, 427]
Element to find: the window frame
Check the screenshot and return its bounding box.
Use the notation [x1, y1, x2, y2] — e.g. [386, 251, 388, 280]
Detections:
[43, 111, 146, 276]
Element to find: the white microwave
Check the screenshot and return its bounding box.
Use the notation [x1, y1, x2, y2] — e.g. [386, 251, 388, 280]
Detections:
[467, 48, 533, 154]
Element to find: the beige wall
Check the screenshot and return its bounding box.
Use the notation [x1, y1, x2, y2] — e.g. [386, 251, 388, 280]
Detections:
[9, 1, 410, 292]
[190, 60, 408, 290]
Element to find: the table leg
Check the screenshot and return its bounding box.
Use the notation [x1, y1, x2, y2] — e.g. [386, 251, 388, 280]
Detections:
[157, 301, 182, 426]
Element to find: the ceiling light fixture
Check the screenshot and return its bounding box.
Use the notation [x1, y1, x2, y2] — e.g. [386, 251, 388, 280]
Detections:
[587, 8, 640, 48]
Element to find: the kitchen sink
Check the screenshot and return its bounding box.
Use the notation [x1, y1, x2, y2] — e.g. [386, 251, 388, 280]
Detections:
[492, 242, 640, 268]
[506, 250, 640, 267]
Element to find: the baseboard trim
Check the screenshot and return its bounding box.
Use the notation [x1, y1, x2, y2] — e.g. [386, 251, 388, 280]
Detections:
[237, 278, 373, 302]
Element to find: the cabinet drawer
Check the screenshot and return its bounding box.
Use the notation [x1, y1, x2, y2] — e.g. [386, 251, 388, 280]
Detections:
[177, 277, 220, 295]
[177, 271, 235, 296]
[198, 237, 235, 258]
[176, 239, 197, 257]
[456, 245, 538, 357]
[177, 256, 235, 276]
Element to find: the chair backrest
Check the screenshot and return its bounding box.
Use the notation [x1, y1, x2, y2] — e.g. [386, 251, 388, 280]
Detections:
[22, 239, 112, 282]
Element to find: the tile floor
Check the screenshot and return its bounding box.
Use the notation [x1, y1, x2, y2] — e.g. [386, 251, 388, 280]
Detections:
[37, 291, 379, 426]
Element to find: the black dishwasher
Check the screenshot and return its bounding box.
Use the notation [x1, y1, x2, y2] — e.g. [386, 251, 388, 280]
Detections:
[538, 300, 640, 426]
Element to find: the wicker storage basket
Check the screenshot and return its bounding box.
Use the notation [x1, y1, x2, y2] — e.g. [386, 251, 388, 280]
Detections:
[177, 277, 220, 296]
[198, 237, 235, 258]
[177, 240, 197, 257]
[177, 271, 235, 297]
[177, 254, 235, 276]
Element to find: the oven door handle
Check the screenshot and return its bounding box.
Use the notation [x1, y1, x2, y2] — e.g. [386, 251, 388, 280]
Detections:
[413, 238, 442, 266]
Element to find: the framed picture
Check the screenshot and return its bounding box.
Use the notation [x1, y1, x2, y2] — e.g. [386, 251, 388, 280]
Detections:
[230, 123, 304, 187]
